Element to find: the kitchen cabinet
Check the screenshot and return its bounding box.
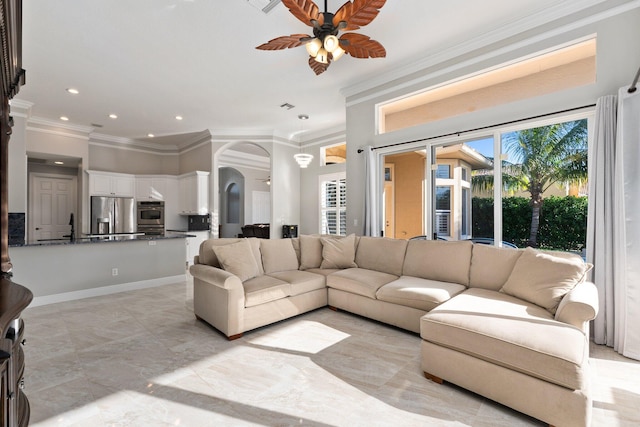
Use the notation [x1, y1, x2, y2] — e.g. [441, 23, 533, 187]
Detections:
[135, 176, 169, 201]
[87, 170, 135, 197]
[178, 171, 209, 215]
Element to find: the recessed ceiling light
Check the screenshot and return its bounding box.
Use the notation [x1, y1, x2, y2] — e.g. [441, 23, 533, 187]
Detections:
[109, 114, 118, 119]
[60, 116, 69, 121]
[54, 161, 64, 165]
[147, 133, 155, 138]
[298, 114, 309, 120]
[66, 88, 79, 94]
[175, 115, 183, 121]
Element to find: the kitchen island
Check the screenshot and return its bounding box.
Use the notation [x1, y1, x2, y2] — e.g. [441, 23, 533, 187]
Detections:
[8, 234, 193, 306]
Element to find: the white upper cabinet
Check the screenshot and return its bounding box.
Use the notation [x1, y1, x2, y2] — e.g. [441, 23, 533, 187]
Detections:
[87, 170, 135, 197]
[178, 171, 209, 215]
[135, 177, 169, 201]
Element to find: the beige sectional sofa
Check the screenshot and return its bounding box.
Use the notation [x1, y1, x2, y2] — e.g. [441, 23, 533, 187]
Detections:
[189, 234, 598, 427]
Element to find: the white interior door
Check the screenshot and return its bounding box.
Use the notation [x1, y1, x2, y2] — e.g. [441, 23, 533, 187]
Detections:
[30, 174, 77, 242]
[252, 190, 271, 223]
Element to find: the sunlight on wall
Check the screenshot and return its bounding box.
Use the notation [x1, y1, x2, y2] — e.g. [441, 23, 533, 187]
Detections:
[378, 38, 597, 134]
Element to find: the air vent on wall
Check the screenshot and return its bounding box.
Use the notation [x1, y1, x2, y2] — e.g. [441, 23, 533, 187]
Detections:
[247, 0, 281, 14]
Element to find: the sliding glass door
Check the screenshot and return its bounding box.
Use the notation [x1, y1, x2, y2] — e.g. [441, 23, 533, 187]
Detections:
[380, 115, 589, 253]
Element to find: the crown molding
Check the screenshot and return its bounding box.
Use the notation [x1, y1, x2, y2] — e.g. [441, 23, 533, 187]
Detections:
[8, 99, 33, 117]
[219, 149, 270, 171]
[27, 116, 95, 135]
[89, 133, 178, 154]
[341, 0, 635, 103]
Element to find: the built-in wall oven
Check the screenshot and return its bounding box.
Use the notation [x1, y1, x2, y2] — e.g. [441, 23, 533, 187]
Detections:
[137, 200, 165, 235]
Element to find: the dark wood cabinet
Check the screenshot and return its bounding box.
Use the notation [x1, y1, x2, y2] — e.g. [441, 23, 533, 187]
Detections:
[0, 279, 32, 427]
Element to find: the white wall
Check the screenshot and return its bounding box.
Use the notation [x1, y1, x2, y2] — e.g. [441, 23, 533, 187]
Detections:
[270, 142, 300, 238]
[7, 113, 27, 213]
[298, 130, 346, 235]
[342, 6, 640, 236]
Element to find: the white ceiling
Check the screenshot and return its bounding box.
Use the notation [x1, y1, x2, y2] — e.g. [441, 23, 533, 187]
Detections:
[14, 0, 605, 147]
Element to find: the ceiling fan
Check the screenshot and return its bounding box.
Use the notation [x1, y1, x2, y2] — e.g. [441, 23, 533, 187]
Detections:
[256, 0, 387, 75]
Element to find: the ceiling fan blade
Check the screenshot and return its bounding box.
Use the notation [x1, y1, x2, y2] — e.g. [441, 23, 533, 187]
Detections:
[308, 56, 330, 75]
[333, 0, 387, 31]
[340, 33, 386, 58]
[282, 0, 322, 27]
[256, 34, 310, 50]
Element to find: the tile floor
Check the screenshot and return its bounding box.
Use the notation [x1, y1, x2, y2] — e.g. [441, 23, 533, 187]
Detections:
[22, 279, 640, 427]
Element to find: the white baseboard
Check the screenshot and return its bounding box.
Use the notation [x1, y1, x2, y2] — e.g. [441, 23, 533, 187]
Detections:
[30, 275, 187, 307]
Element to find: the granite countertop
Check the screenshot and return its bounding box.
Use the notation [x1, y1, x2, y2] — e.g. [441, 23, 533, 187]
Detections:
[10, 232, 196, 248]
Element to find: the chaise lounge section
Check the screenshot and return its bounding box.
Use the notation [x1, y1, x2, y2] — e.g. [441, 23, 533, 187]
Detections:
[189, 234, 598, 427]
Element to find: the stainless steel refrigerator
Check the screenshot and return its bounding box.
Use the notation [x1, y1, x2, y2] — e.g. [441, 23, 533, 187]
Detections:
[91, 196, 136, 235]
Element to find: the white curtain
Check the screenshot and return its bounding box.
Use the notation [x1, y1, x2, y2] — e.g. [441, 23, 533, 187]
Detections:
[588, 88, 640, 360]
[363, 146, 380, 236]
[587, 95, 618, 347]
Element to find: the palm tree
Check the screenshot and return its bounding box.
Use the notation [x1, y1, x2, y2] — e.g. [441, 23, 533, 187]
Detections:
[472, 120, 588, 247]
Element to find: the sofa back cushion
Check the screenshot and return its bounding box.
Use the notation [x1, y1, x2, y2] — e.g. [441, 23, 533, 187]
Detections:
[403, 240, 473, 286]
[260, 239, 300, 273]
[320, 234, 358, 269]
[500, 247, 592, 314]
[469, 244, 523, 291]
[355, 236, 407, 276]
[213, 239, 260, 282]
[199, 238, 264, 275]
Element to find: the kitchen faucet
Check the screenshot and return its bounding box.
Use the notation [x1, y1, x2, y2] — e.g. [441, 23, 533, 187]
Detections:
[63, 213, 75, 241]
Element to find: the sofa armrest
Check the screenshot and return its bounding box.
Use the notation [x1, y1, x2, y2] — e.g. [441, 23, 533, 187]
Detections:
[190, 263, 243, 290]
[189, 264, 245, 338]
[554, 281, 599, 332]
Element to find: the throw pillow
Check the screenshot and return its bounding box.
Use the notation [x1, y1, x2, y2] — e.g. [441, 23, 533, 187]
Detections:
[320, 234, 357, 269]
[260, 239, 299, 273]
[299, 235, 323, 270]
[500, 247, 590, 314]
[213, 239, 260, 282]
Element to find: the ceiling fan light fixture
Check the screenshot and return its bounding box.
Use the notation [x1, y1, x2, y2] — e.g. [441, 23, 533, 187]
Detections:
[331, 46, 345, 61]
[323, 35, 339, 53]
[305, 38, 322, 57]
[256, 0, 387, 75]
[315, 48, 329, 64]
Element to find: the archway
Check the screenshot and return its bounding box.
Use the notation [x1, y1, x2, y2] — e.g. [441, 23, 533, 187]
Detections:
[216, 142, 271, 238]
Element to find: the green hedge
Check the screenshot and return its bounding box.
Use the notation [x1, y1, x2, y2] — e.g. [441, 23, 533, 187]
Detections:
[472, 196, 587, 251]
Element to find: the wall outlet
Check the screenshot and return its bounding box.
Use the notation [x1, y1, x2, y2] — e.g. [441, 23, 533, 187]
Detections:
[112, 268, 118, 276]
[148, 240, 156, 246]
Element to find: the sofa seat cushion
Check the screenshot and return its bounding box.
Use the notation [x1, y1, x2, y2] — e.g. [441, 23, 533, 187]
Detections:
[327, 268, 398, 299]
[304, 268, 340, 277]
[243, 275, 290, 308]
[420, 288, 588, 390]
[268, 270, 326, 296]
[377, 276, 466, 311]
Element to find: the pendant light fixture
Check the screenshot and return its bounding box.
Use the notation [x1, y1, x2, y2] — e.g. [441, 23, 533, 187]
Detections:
[294, 114, 314, 168]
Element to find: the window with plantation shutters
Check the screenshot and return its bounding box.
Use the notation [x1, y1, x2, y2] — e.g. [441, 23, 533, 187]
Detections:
[320, 173, 346, 236]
